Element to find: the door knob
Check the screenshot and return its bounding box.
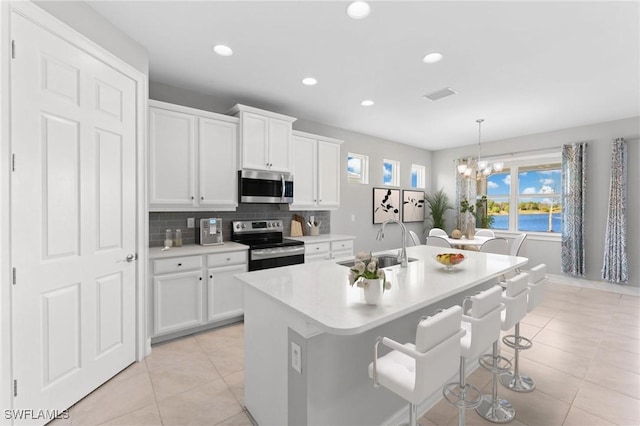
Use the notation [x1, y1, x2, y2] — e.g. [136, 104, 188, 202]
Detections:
[125, 254, 137, 262]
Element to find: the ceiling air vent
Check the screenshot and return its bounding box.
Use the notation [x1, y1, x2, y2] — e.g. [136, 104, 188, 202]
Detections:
[422, 87, 457, 102]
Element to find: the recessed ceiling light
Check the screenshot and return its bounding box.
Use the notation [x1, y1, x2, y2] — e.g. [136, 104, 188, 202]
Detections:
[423, 52, 443, 64]
[360, 100, 374, 107]
[302, 77, 317, 86]
[347, 1, 370, 19]
[213, 44, 233, 57]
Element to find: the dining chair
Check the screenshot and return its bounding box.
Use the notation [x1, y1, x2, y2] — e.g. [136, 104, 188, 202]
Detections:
[475, 229, 495, 238]
[426, 236, 452, 248]
[479, 238, 508, 255]
[510, 233, 527, 256]
[408, 230, 421, 246]
[428, 228, 448, 237]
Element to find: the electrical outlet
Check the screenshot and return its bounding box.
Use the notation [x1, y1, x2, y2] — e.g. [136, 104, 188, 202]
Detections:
[187, 218, 195, 228]
[291, 342, 302, 374]
[351, 214, 356, 222]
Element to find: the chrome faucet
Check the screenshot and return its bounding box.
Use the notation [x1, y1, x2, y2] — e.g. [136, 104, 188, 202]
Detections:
[376, 219, 408, 267]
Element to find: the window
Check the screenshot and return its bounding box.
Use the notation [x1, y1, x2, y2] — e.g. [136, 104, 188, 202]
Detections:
[485, 170, 510, 230]
[479, 160, 562, 234]
[347, 153, 369, 184]
[516, 165, 561, 233]
[383, 159, 400, 186]
[410, 164, 426, 189]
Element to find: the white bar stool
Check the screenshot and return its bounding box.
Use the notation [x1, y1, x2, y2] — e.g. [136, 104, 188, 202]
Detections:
[499, 265, 547, 392]
[369, 306, 465, 426]
[443, 285, 504, 426]
[476, 273, 529, 423]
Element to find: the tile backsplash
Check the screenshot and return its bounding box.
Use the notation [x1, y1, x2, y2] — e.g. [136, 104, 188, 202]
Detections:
[149, 205, 330, 246]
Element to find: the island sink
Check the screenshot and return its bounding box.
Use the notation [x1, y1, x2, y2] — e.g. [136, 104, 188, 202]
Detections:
[337, 254, 418, 269]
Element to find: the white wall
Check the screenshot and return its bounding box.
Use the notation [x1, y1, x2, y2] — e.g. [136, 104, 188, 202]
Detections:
[432, 117, 640, 287]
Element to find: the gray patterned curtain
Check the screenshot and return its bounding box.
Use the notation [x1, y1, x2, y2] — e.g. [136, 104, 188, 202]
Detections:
[602, 139, 628, 283]
[561, 143, 587, 276]
[455, 158, 476, 232]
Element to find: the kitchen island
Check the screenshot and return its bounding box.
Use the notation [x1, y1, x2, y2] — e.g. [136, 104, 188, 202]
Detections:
[236, 245, 528, 425]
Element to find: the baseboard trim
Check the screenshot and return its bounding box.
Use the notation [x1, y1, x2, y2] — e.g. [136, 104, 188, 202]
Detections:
[547, 274, 640, 296]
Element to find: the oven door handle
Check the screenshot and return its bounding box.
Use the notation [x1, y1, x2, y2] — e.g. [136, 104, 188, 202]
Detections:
[252, 245, 305, 260]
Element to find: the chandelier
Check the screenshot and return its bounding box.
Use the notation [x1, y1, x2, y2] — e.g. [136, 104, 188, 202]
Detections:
[457, 119, 503, 179]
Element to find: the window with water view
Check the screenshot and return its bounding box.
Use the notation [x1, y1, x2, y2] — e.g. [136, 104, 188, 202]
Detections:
[482, 163, 562, 233]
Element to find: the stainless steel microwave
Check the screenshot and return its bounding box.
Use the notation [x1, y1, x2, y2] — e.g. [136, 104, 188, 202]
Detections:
[238, 170, 293, 204]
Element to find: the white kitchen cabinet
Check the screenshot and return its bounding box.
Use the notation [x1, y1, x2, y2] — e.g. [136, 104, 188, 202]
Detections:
[149, 100, 238, 211]
[153, 269, 203, 336]
[304, 242, 331, 262]
[207, 263, 246, 322]
[330, 239, 354, 259]
[149, 246, 248, 341]
[228, 104, 297, 172]
[290, 130, 343, 210]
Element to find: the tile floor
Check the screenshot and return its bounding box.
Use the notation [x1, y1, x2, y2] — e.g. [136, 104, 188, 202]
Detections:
[55, 280, 639, 426]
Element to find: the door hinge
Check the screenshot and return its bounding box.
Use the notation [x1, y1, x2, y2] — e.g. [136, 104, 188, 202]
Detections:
[12, 267, 16, 285]
[12, 154, 15, 172]
[11, 40, 15, 59]
[13, 379, 17, 397]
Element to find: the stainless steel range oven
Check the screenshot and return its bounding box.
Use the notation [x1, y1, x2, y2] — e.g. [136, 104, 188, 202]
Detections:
[231, 220, 305, 271]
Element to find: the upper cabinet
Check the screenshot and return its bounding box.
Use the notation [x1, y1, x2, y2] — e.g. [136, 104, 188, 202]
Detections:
[228, 104, 297, 173]
[149, 100, 238, 211]
[291, 130, 343, 210]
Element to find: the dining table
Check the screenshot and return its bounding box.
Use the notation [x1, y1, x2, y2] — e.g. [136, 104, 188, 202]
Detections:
[443, 235, 493, 249]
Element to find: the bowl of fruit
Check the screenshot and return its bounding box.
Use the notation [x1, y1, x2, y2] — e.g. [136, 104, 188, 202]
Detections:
[435, 252, 466, 271]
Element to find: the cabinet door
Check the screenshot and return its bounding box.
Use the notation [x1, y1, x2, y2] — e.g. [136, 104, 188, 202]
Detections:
[149, 107, 196, 206]
[317, 140, 341, 208]
[241, 112, 269, 170]
[291, 135, 317, 209]
[268, 118, 292, 172]
[199, 117, 238, 208]
[153, 270, 203, 336]
[207, 264, 246, 322]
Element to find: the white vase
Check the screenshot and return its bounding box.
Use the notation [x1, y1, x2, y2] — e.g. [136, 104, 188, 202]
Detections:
[362, 278, 382, 305]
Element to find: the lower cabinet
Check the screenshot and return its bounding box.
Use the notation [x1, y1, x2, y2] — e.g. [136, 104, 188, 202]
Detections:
[151, 250, 247, 340]
[304, 238, 355, 262]
[153, 270, 203, 335]
[207, 263, 246, 322]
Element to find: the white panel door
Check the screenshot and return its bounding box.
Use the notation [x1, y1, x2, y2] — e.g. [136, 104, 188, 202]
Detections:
[291, 135, 317, 208]
[199, 117, 237, 208]
[268, 118, 292, 172]
[149, 107, 196, 206]
[317, 141, 341, 208]
[11, 12, 137, 420]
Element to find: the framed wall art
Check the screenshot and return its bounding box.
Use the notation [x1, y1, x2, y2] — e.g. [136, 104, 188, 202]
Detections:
[373, 188, 400, 224]
[402, 190, 425, 222]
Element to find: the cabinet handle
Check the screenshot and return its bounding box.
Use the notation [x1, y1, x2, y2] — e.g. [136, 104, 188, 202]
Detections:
[209, 275, 213, 279]
[201, 196, 204, 200]
[226, 257, 231, 261]
[177, 263, 182, 267]
[199, 277, 202, 281]
[191, 196, 194, 200]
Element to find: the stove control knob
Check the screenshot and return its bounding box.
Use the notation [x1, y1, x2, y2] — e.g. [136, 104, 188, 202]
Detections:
[241, 224, 246, 229]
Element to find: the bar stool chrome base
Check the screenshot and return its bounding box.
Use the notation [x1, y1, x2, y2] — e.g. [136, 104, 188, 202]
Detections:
[499, 371, 535, 392]
[500, 325, 534, 393]
[443, 383, 483, 408]
[476, 395, 516, 423]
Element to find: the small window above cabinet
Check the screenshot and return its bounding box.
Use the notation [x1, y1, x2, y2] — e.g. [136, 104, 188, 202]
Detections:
[148, 100, 238, 211]
[290, 130, 343, 210]
[228, 104, 297, 173]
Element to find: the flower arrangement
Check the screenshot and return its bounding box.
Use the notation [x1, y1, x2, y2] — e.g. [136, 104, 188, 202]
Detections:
[348, 252, 392, 291]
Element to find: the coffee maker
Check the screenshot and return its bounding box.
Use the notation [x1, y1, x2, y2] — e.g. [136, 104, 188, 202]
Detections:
[197, 218, 223, 246]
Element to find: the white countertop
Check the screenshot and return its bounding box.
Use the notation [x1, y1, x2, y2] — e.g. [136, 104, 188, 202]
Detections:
[148, 242, 249, 259]
[236, 245, 528, 335]
[288, 234, 356, 243]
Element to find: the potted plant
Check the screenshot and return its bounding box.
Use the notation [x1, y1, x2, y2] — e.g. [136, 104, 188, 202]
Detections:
[424, 188, 452, 233]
